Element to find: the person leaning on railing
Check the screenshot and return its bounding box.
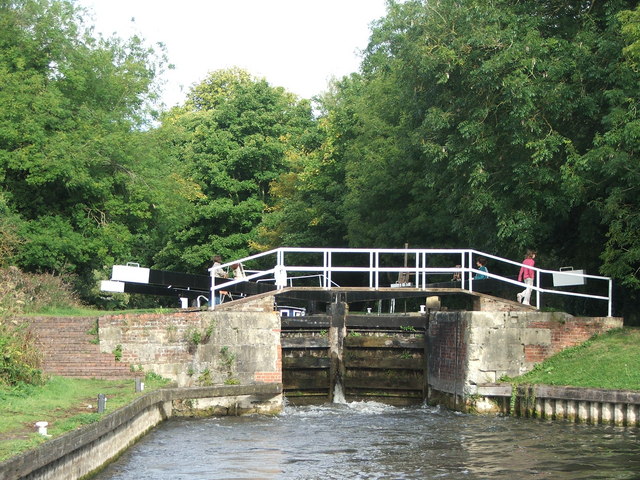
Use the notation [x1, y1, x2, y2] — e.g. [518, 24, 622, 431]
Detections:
[474, 257, 488, 280]
[211, 255, 229, 304]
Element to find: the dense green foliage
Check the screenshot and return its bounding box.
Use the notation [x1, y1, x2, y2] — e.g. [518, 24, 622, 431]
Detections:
[0, 0, 179, 300]
[264, 0, 640, 319]
[153, 68, 319, 272]
[1, 0, 639, 320]
[0, 266, 85, 386]
[0, 321, 43, 386]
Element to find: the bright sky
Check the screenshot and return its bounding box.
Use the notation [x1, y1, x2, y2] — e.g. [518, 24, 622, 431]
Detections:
[75, 0, 389, 107]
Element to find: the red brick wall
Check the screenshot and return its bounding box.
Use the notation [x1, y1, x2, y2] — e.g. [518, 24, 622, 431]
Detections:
[429, 311, 622, 397]
[427, 312, 468, 396]
[525, 315, 619, 359]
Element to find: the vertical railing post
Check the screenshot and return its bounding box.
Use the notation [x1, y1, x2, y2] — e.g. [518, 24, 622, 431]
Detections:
[209, 269, 216, 311]
[274, 248, 287, 290]
[326, 250, 332, 288]
[536, 269, 541, 308]
[467, 251, 474, 292]
[375, 251, 380, 289]
[277, 248, 284, 270]
[608, 279, 613, 317]
[369, 251, 374, 288]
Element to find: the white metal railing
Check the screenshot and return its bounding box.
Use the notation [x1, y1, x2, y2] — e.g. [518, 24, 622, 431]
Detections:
[209, 248, 613, 317]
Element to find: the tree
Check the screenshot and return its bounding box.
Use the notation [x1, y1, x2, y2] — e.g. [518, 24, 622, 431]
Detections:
[335, 0, 638, 268]
[154, 68, 318, 272]
[568, 4, 640, 292]
[0, 0, 175, 299]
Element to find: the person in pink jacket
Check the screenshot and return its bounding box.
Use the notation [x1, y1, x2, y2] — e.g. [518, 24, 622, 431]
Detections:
[517, 250, 536, 306]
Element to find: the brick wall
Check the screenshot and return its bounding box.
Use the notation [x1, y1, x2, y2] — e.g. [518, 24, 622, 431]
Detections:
[428, 311, 623, 397]
[27, 316, 137, 379]
[427, 312, 468, 397]
[98, 295, 281, 387]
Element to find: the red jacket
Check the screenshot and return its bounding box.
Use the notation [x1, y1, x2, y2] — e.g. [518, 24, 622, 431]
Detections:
[518, 258, 535, 281]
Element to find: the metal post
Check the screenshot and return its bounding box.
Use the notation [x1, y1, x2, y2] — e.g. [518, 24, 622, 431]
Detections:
[608, 279, 613, 317]
[536, 270, 541, 308]
[369, 252, 375, 288]
[373, 252, 380, 288]
[209, 271, 216, 311]
[468, 251, 474, 292]
[97, 394, 107, 413]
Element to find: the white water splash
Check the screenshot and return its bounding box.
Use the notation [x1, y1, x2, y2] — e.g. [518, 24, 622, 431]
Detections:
[332, 380, 347, 404]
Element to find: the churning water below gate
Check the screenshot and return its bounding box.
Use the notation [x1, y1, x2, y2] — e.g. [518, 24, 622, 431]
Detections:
[92, 402, 640, 480]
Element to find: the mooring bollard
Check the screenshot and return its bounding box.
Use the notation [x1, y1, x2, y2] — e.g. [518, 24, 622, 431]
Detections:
[35, 421, 49, 436]
[97, 393, 107, 413]
[135, 378, 145, 392]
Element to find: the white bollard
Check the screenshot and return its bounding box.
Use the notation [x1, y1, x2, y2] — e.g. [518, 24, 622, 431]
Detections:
[35, 421, 49, 436]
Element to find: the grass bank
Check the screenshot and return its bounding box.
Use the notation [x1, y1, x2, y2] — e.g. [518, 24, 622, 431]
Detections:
[0, 374, 170, 462]
[504, 327, 640, 390]
[22, 306, 184, 317]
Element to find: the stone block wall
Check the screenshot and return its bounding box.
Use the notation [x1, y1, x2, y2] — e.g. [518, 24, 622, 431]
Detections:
[428, 311, 623, 398]
[98, 295, 281, 387]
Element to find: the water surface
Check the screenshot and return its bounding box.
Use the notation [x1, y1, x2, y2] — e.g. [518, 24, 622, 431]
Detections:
[93, 402, 640, 479]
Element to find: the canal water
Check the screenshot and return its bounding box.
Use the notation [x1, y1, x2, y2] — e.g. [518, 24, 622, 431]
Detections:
[93, 401, 640, 479]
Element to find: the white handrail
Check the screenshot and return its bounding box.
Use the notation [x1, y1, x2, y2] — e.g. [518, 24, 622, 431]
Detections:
[209, 247, 613, 316]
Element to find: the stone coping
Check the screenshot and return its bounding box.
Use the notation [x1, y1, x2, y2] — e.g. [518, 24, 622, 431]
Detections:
[0, 383, 282, 480]
[476, 383, 640, 404]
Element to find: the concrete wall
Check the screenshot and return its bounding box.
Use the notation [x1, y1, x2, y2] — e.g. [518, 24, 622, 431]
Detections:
[0, 385, 282, 480]
[98, 295, 281, 387]
[428, 311, 623, 402]
[475, 384, 640, 426]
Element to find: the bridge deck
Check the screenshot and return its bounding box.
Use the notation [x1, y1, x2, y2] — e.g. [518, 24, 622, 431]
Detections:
[217, 283, 532, 313]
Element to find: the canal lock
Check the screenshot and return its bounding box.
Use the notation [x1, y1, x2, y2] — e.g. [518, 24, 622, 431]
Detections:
[281, 300, 428, 406]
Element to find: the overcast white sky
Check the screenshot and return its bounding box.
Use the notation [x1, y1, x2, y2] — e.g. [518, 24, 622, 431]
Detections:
[75, 0, 389, 107]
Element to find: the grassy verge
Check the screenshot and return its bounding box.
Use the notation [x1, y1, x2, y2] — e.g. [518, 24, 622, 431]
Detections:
[0, 374, 170, 462]
[23, 306, 185, 317]
[503, 327, 640, 390]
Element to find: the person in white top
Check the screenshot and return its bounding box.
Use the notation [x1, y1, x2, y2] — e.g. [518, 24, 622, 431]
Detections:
[231, 263, 246, 280]
[211, 255, 228, 278]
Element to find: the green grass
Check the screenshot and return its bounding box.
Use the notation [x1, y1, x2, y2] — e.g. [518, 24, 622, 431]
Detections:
[503, 327, 640, 390]
[23, 306, 181, 317]
[0, 374, 170, 461]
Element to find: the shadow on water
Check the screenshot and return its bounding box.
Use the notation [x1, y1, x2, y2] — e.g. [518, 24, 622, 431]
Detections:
[92, 402, 640, 480]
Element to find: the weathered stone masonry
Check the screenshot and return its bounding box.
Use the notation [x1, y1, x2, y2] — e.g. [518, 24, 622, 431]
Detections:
[98, 295, 281, 387]
[428, 311, 623, 402]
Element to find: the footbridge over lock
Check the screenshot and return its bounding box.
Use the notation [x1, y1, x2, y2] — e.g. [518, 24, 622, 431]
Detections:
[103, 247, 613, 316]
[101, 248, 619, 408]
